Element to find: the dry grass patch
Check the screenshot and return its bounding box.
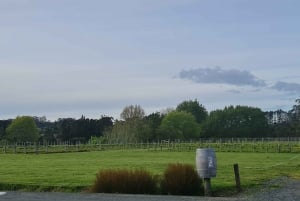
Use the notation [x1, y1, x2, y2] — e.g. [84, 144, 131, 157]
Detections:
[90, 169, 157, 194]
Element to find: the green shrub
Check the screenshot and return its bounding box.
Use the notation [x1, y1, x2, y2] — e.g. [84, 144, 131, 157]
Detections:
[161, 163, 203, 195]
[90, 169, 157, 194]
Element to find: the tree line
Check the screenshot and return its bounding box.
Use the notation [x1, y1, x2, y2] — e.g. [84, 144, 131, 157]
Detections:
[0, 116, 113, 143]
[0, 99, 299, 143]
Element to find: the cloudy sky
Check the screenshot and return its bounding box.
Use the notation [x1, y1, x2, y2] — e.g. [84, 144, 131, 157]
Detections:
[1, 0, 300, 121]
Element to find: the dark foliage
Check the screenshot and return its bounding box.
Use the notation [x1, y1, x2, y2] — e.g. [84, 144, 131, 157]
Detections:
[49, 116, 113, 142]
[0, 120, 12, 139]
[201, 105, 269, 138]
[176, 99, 208, 124]
[143, 112, 164, 141]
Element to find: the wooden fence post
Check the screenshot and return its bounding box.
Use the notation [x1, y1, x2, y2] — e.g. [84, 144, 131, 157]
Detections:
[203, 178, 211, 196]
[234, 163, 241, 192]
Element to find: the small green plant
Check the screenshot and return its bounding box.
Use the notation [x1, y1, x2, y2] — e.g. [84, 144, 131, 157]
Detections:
[90, 169, 157, 194]
[161, 163, 203, 195]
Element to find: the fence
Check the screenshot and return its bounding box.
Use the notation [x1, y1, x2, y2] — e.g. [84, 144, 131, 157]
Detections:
[0, 138, 300, 154]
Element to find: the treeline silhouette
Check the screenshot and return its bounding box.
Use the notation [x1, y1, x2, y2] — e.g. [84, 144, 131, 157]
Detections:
[0, 99, 299, 143]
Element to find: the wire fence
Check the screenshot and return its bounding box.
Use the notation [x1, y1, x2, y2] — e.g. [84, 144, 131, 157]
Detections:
[0, 137, 300, 154]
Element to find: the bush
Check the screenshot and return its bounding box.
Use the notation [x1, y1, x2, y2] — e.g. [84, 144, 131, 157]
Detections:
[90, 169, 157, 194]
[161, 163, 203, 195]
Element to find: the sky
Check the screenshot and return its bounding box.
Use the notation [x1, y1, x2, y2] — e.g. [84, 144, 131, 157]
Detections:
[1, 0, 300, 121]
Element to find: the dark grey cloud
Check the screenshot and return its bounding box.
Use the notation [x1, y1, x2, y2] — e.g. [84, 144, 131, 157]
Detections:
[272, 81, 300, 94]
[179, 67, 266, 87]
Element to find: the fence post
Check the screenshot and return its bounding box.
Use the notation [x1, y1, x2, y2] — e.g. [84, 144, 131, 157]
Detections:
[234, 163, 241, 192]
[203, 178, 212, 196]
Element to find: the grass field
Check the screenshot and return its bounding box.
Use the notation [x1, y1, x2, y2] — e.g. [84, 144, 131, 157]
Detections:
[0, 150, 299, 194]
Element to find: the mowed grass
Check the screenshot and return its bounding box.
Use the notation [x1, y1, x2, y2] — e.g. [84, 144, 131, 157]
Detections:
[0, 150, 299, 193]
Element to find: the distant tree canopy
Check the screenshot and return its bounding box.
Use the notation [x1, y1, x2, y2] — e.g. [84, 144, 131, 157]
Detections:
[1, 98, 300, 143]
[201, 106, 269, 138]
[159, 111, 201, 140]
[176, 99, 208, 124]
[5, 116, 39, 142]
[55, 116, 113, 141]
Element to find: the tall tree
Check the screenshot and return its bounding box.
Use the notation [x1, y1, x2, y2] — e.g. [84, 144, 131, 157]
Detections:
[143, 112, 165, 141]
[0, 120, 12, 140]
[176, 99, 208, 124]
[55, 118, 76, 141]
[159, 111, 200, 140]
[97, 116, 114, 136]
[120, 105, 145, 120]
[289, 99, 300, 121]
[105, 120, 132, 143]
[6, 116, 40, 142]
[201, 106, 269, 138]
[289, 99, 300, 136]
[106, 105, 146, 143]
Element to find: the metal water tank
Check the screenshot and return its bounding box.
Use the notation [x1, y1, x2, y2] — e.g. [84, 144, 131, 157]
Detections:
[195, 148, 217, 178]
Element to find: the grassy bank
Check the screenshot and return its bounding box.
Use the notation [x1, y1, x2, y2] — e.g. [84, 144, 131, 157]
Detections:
[0, 150, 299, 194]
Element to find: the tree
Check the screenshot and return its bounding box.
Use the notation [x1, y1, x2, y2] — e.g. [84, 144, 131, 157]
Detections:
[6, 116, 40, 142]
[106, 105, 147, 143]
[55, 118, 76, 141]
[105, 120, 134, 143]
[120, 105, 145, 121]
[93, 116, 114, 137]
[55, 116, 114, 142]
[159, 111, 200, 140]
[176, 99, 208, 124]
[0, 120, 12, 140]
[201, 106, 269, 138]
[289, 99, 300, 136]
[290, 99, 300, 120]
[143, 112, 165, 141]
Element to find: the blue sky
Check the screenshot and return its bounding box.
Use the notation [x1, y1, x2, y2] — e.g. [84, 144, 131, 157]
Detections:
[1, 0, 300, 120]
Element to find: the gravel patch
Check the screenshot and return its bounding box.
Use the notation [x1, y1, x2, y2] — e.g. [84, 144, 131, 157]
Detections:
[245, 177, 300, 201]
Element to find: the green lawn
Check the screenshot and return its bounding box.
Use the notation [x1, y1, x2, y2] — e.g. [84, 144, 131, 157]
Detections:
[0, 150, 299, 193]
